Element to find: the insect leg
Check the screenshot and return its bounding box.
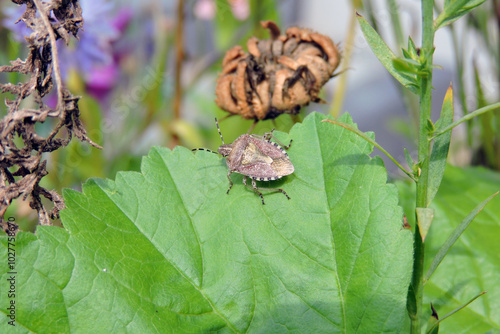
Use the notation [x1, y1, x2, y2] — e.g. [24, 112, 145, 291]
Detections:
[254, 182, 291, 201]
[226, 171, 234, 194]
[259, 131, 293, 149]
[243, 176, 265, 205]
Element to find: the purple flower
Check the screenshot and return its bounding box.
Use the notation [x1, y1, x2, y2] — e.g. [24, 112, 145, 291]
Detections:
[2, 5, 32, 41]
[193, 0, 249, 21]
[3, 0, 120, 82]
[194, 0, 216, 20]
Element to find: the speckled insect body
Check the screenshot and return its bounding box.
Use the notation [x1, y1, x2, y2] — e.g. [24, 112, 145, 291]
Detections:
[193, 119, 294, 204]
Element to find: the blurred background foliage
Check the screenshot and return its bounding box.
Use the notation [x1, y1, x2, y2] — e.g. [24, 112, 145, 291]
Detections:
[0, 0, 498, 229]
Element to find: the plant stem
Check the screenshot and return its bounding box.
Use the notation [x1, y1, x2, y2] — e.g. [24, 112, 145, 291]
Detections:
[410, 1, 435, 332]
[387, 0, 405, 47]
[33, 0, 63, 111]
[329, 0, 361, 117]
[449, 24, 472, 144]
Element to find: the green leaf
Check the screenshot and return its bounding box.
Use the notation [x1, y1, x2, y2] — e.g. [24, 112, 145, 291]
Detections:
[416, 207, 435, 242]
[392, 58, 421, 75]
[407, 36, 418, 59]
[426, 118, 436, 133]
[426, 291, 487, 333]
[435, 0, 488, 30]
[426, 304, 440, 334]
[0, 112, 413, 333]
[357, 13, 419, 94]
[427, 85, 454, 205]
[425, 191, 498, 282]
[397, 165, 500, 333]
[404, 147, 416, 173]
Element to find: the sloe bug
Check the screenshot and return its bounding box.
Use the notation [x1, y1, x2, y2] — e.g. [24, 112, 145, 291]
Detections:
[193, 119, 294, 204]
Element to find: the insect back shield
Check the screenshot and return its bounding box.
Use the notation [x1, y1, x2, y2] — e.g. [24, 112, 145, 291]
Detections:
[192, 119, 294, 204]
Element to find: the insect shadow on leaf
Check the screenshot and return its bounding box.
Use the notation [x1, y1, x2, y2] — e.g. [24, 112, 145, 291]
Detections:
[193, 118, 294, 204]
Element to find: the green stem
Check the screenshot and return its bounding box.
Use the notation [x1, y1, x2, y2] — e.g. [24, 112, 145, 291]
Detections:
[387, 0, 405, 47]
[410, 1, 435, 332]
[449, 24, 472, 145]
[329, 0, 361, 117]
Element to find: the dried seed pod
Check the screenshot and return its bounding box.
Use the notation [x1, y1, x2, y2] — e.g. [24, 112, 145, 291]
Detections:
[215, 21, 341, 121]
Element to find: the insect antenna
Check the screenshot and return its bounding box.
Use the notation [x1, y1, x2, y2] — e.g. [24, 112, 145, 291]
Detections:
[215, 118, 225, 144]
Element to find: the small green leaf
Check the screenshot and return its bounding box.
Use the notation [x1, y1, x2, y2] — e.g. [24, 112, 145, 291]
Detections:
[426, 291, 487, 334]
[392, 58, 421, 75]
[407, 284, 418, 320]
[435, 0, 488, 29]
[404, 148, 416, 172]
[425, 191, 498, 282]
[357, 13, 419, 94]
[407, 36, 418, 58]
[426, 304, 440, 334]
[427, 85, 454, 204]
[426, 118, 436, 133]
[416, 207, 435, 242]
[402, 48, 412, 59]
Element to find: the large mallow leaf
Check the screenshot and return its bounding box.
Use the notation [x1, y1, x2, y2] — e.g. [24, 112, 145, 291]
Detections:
[0, 112, 412, 333]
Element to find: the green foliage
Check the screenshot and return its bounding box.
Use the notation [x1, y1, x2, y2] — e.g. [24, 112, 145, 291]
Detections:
[427, 86, 454, 205]
[397, 165, 500, 333]
[425, 192, 497, 283]
[0, 113, 413, 333]
[416, 207, 434, 242]
[357, 13, 419, 94]
[435, 0, 488, 29]
[357, 1, 497, 331]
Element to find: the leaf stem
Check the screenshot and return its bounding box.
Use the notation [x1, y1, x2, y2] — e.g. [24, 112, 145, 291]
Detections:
[432, 102, 500, 138]
[321, 119, 416, 181]
[426, 291, 487, 334]
[387, 0, 405, 47]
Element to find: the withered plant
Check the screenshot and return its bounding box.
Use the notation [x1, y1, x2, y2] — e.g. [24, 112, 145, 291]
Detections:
[215, 20, 341, 121]
[0, 0, 101, 229]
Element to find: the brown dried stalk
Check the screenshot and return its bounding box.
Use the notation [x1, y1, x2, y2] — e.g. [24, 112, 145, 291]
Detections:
[215, 21, 341, 121]
[0, 0, 101, 228]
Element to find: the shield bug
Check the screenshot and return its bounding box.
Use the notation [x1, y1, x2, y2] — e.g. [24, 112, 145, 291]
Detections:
[193, 119, 294, 204]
